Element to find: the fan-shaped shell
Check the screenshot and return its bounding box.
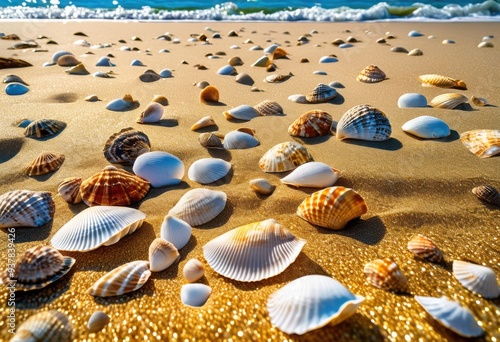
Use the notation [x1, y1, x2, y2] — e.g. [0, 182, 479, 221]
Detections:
[88, 260, 151, 297]
[267, 275, 364, 335]
[183, 259, 204, 283]
[188, 158, 231, 184]
[24, 118, 66, 138]
[460, 129, 500, 158]
[199, 85, 220, 104]
[223, 104, 261, 121]
[418, 74, 467, 90]
[253, 100, 283, 116]
[414, 296, 484, 337]
[24, 151, 65, 176]
[149, 238, 179, 272]
[5, 83, 29, 95]
[251, 55, 271, 67]
[136, 102, 164, 123]
[357, 65, 386, 83]
[0, 245, 75, 291]
[259, 141, 313, 173]
[105, 94, 136, 111]
[181, 284, 211, 307]
[0, 190, 55, 229]
[168, 188, 227, 226]
[249, 178, 275, 195]
[264, 72, 293, 83]
[57, 54, 80, 66]
[65, 63, 90, 75]
[452, 260, 499, 299]
[402, 116, 450, 139]
[191, 116, 216, 131]
[223, 130, 260, 150]
[198, 132, 223, 149]
[235, 73, 254, 86]
[472, 185, 500, 206]
[306, 83, 337, 103]
[281, 162, 340, 188]
[363, 258, 409, 293]
[11, 310, 73, 342]
[397, 93, 427, 108]
[132, 151, 185, 188]
[203, 219, 305, 282]
[161, 215, 192, 250]
[337, 104, 392, 141]
[96, 56, 115, 67]
[430, 93, 468, 109]
[288, 110, 333, 137]
[3, 74, 29, 86]
[407, 234, 443, 263]
[58, 177, 82, 204]
[87, 311, 110, 333]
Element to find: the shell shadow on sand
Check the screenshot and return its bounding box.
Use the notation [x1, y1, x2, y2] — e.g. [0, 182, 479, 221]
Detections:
[340, 137, 403, 151]
[403, 129, 460, 142]
[0, 136, 24, 163]
[314, 215, 386, 245]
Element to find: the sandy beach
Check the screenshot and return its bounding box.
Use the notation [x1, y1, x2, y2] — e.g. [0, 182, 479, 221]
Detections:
[0, 20, 499, 341]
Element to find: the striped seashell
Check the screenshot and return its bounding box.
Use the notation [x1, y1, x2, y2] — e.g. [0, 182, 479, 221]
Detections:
[88, 260, 151, 297]
[223, 130, 260, 150]
[65, 63, 90, 75]
[288, 94, 308, 103]
[161, 215, 192, 250]
[228, 56, 243, 66]
[199, 85, 220, 104]
[414, 296, 484, 338]
[11, 310, 73, 342]
[136, 102, 164, 123]
[87, 311, 110, 333]
[407, 234, 443, 263]
[402, 116, 450, 139]
[103, 127, 151, 164]
[249, 178, 275, 195]
[181, 283, 211, 307]
[198, 132, 223, 149]
[132, 151, 184, 188]
[281, 162, 340, 188]
[430, 93, 468, 109]
[0, 245, 75, 291]
[105, 94, 136, 111]
[336, 104, 392, 141]
[24, 118, 66, 139]
[3, 74, 29, 85]
[80, 166, 150, 206]
[183, 259, 204, 283]
[149, 238, 179, 272]
[51, 206, 145, 252]
[191, 116, 216, 131]
[471, 96, 487, 107]
[251, 55, 271, 67]
[24, 151, 65, 176]
[288, 110, 333, 137]
[253, 100, 283, 116]
[363, 258, 409, 293]
[57, 54, 80, 66]
[453, 260, 499, 299]
[356, 65, 386, 83]
[203, 219, 305, 282]
[223, 104, 261, 121]
[152, 95, 168, 105]
[267, 275, 364, 335]
[235, 73, 254, 86]
[0, 190, 55, 229]
[264, 72, 293, 83]
[259, 141, 313, 173]
[168, 188, 227, 226]
[418, 74, 467, 90]
[188, 158, 231, 184]
[305, 83, 337, 103]
[460, 129, 500, 158]
[58, 177, 82, 204]
[472, 185, 500, 207]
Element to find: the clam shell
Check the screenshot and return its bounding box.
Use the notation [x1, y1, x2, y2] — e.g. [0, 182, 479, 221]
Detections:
[203, 219, 305, 282]
[253, 100, 283, 116]
[223, 104, 261, 121]
[319, 56, 338, 63]
[103, 127, 150, 164]
[259, 141, 313, 173]
[430, 93, 468, 109]
[183, 259, 205, 283]
[139, 70, 161, 82]
[217, 65, 237, 75]
[5, 82, 29, 95]
[168, 188, 227, 226]
[24, 118, 66, 139]
[452, 260, 500, 299]
[181, 284, 211, 307]
[198, 132, 223, 149]
[228, 56, 244, 66]
[3, 74, 29, 85]
[391, 46, 409, 53]
[336, 104, 392, 141]
[161, 215, 192, 250]
[364, 258, 408, 293]
[188, 158, 231, 184]
[402, 116, 450, 139]
[50, 50, 73, 64]
[264, 72, 293, 83]
[149, 238, 179, 272]
[288, 110, 333, 137]
[251, 55, 271, 67]
[478, 41, 494, 48]
[267, 275, 364, 335]
[235, 73, 254, 86]
[0, 190, 55, 229]
[87, 311, 110, 333]
[471, 95, 487, 106]
[472, 185, 500, 207]
[105, 94, 136, 111]
[65, 63, 90, 75]
[288, 94, 308, 103]
[88, 260, 151, 297]
[414, 296, 484, 337]
[136, 102, 164, 123]
[159, 69, 173, 78]
[397, 93, 427, 108]
[57, 54, 80, 66]
[132, 151, 185, 188]
[460, 129, 500, 158]
[249, 178, 274, 195]
[407, 234, 443, 263]
[152, 95, 169, 105]
[408, 30, 424, 37]
[58, 177, 82, 204]
[357, 65, 386, 83]
[95, 56, 115, 66]
[281, 162, 340, 188]
[24, 151, 65, 176]
[223, 130, 260, 150]
[305, 83, 337, 103]
[191, 116, 216, 131]
[12, 310, 73, 342]
[199, 85, 220, 104]
[418, 74, 467, 90]
[408, 48, 423, 56]
[0, 245, 75, 291]
[84, 94, 99, 102]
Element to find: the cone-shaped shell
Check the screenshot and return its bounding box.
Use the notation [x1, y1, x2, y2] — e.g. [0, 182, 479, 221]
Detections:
[472, 185, 500, 206]
[430, 93, 468, 109]
[136, 102, 164, 123]
[223, 130, 260, 150]
[11, 310, 73, 342]
[306, 83, 337, 103]
[198, 132, 223, 149]
[191, 116, 216, 131]
[181, 283, 211, 307]
[149, 238, 179, 272]
[407, 234, 443, 263]
[132, 151, 185, 188]
[259, 142, 313, 173]
[80, 166, 150, 206]
[203, 219, 305, 282]
[168, 189, 227, 226]
[249, 178, 274, 195]
[58, 177, 82, 204]
[363, 258, 409, 293]
[24, 118, 66, 139]
[267, 275, 364, 335]
[460, 129, 500, 158]
[87, 311, 110, 333]
[452, 260, 499, 299]
[223, 104, 260, 121]
[251, 55, 271, 67]
[24, 151, 65, 176]
[105, 94, 136, 111]
[414, 296, 484, 338]
[200, 85, 220, 104]
[57, 54, 80, 66]
[264, 72, 293, 83]
[0, 245, 75, 291]
[288, 110, 333, 137]
[418, 74, 467, 90]
[253, 100, 283, 116]
[281, 162, 340, 188]
[357, 65, 386, 83]
[336, 104, 392, 141]
[402, 116, 450, 139]
[188, 158, 231, 184]
[88, 260, 151, 297]
[65, 63, 89, 75]
[183, 259, 204, 283]
[0, 190, 55, 229]
[160, 215, 192, 250]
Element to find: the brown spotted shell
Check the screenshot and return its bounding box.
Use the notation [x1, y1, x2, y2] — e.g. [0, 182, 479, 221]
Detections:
[259, 142, 313, 173]
[103, 127, 151, 164]
[200, 85, 220, 104]
[418, 74, 467, 90]
[12, 310, 73, 342]
[24, 151, 65, 176]
[24, 118, 66, 139]
[253, 100, 283, 116]
[363, 258, 409, 293]
[58, 177, 82, 204]
[460, 129, 500, 158]
[472, 185, 500, 207]
[356, 65, 386, 83]
[288, 110, 333, 137]
[407, 234, 444, 263]
[305, 84, 337, 103]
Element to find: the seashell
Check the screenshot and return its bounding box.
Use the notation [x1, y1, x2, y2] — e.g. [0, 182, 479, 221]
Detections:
[130, 59, 144, 66]
[249, 178, 274, 195]
[105, 94, 136, 111]
[3, 74, 29, 85]
[402, 116, 450, 139]
[407, 234, 443, 263]
[188, 158, 231, 184]
[168, 188, 227, 226]
[306, 83, 337, 103]
[336, 104, 391, 141]
[267, 275, 364, 335]
[139, 70, 161, 82]
[183, 259, 204, 283]
[11, 310, 73, 342]
[88, 260, 151, 297]
[471, 95, 487, 106]
[364, 258, 408, 293]
[251, 55, 271, 67]
[84, 94, 99, 102]
[414, 296, 484, 337]
[0, 190, 55, 229]
[430, 93, 469, 109]
[253, 100, 283, 116]
[259, 141, 313, 173]
[453, 260, 499, 298]
[391, 46, 409, 53]
[223, 104, 260, 121]
[87, 311, 110, 333]
[132, 151, 184, 188]
[24, 118, 66, 139]
[203, 219, 305, 282]
[408, 48, 423, 56]
[149, 238, 179, 272]
[24, 151, 65, 176]
[161, 215, 192, 250]
[319, 56, 338, 63]
[181, 284, 211, 307]
[95, 56, 115, 67]
[103, 127, 151, 164]
[200, 85, 220, 104]
[191, 116, 216, 131]
[57, 54, 80, 66]
[356, 65, 386, 83]
[313, 70, 327, 75]
[332, 38, 345, 45]
[159, 69, 173, 78]
[442, 39, 455, 44]
[120, 46, 131, 51]
[58, 177, 82, 204]
[5, 83, 29, 95]
[0, 245, 75, 291]
[198, 132, 223, 149]
[297, 186, 366, 230]
[235, 73, 254, 86]
[288, 110, 333, 137]
[397, 93, 427, 108]
[152, 95, 168, 105]
[195, 80, 210, 89]
[228, 56, 244, 66]
[264, 44, 283, 58]
[478, 41, 494, 48]
[73, 39, 90, 46]
[298, 35, 309, 43]
[223, 130, 260, 150]
[16, 118, 32, 128]
[281, 162, 340, 188]
[418, 74, 467, 89]
[249, 45, 263, 51]
[376, 38, 386, 44]
[472, 185, 500, 207]
[51, 206, 145, 252]
[93, 71, 112, 78]
[65, 63, 90, 75]
[264, 72, 293, 83]
[266, 64, 276, 72]
[460, 129, 500, 158]
[136, 102, 164, 123]
[217, 65, 237, 75]
[49, 50, 73, 65]
[408, 30, 424, 37]
[288, 94, 308, 103]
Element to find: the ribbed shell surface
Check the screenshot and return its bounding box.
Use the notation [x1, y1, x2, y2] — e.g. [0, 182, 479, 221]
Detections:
[460, 129, 500, 158]
[24, 118, 66, 139]
[160, 215, 192, 250]
[288, 110, 333, 137]
[418, 74, 467, 89]
[336, 104, 392, 141]
[363, 258, 409, 293]
[168, 188, 227, 226]
[452, 260, 500, 299]
[24, 151, 65, 176]
[0, 190, 55, 228]
[103, 127, 151, 164]
[430, 93, 468, 109]
[356, 65, 386, 83]
[258, 142, 313, 173]
[11, 310, 73, 342]
[187, 158, 232, 184]
[472, 185, 500, 206]
[407, 234, 443, 263]
[305, 84, 337, 103]
[222, 131, 260, 150]
[253, 100, 283, 116]
[57, 177, 82, 204]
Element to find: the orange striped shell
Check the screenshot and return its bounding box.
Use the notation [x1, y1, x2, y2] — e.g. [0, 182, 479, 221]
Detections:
[259, 142, 313, 173]
[407, 234, 443, 263]
[288, 110, 333, 137]
[357, 65, 386, 83]
[418, 74, 467, 90]
[24, 151, 65, 176]
[363, 258, 409, 293]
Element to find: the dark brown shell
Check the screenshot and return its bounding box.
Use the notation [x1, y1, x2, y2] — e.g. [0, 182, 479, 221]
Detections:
[103, 127, 151, 164]
[24, 151, 65, 176]
[24, 118, 66, 139]
[472, 185, 500, 207]
[288, 110, 333, 137]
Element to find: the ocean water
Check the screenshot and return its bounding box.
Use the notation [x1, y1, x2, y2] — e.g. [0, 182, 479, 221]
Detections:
[1, 0, 499, 20]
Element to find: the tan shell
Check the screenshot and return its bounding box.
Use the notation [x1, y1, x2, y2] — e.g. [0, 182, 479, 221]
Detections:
[65, 63, 90, 75]
[57, 177, 82, 204]
[356, 65, 386, 83]
[200, 85, 220, 104]
[191, 116, 216, 131]
[24, 151, 65, 176]
[149, 238, 180, 272]
[183, 258, 205, 283]
[136, 102, 164, 123]
[249, 178, 275, 195]
[472, 185, 500, 207]
[418, 74, 467, 90]
[264, 72, 293, 83]
[460, 129, 500, 158]
[364, 258, 409, 293]
[288, 110, 333, 137]
[253, 100, 283, 116]
[259, 142, 313, 173]
[152, 95, 169, 106]
[198, 132, 223, 149]
[103, 127, 151, 164]
[471, 96, 487, 106]
[228, 56, 244, 66]
[12, 310, 73, 342]
[87, 311, 110, 333]
[57, 54, 81, 66]
[430, 93, 468, 109]
[407, 234, 444, 263]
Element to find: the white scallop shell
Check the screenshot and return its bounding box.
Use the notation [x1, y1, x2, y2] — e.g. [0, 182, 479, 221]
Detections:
[452, 260, 499, 299]
[132, 151, 185, 188]
[414, 296, 484, 338]
[95, 57, 115, 67]
[160, 215, 192, 250]
[223, 104, 261, 121]
[181, 284, 211, 307]
[319, 56, 338, 63]
[50, 206, 145, 252]
[183, 259, 205, 283]
[288, 94, 308, 103]
[397, 93, 427, 108]
[149, 238, 179, 272]
[188, 158, 232, 184]
[281, 162, 340, 188]
[223, 131, 260, 150]
[267, 275, 364, 335]
[105, 98, 132, 111]
[168, 188, 227, 226]
[402, 116, 450, 139]
[259, 141, 313, 173]
[217, 65, 237, 75]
